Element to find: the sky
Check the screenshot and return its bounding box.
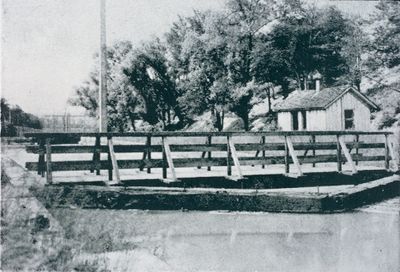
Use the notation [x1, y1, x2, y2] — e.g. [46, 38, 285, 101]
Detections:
[1, 0, 379, 116]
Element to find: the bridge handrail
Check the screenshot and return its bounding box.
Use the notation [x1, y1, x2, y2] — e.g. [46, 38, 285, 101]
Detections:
[24, 130, 393, 138]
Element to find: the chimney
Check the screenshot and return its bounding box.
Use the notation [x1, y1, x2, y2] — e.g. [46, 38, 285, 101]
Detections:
[314, 71, 322, 92]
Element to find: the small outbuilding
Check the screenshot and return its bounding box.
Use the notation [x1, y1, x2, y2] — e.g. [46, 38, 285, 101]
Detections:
[274, 80, 379, 131]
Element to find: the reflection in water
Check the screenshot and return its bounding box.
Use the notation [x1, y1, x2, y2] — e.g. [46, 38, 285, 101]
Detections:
[51, 198, 399, 272]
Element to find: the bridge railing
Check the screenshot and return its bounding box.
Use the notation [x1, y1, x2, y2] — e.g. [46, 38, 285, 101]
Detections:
[24, 131, 398, 184]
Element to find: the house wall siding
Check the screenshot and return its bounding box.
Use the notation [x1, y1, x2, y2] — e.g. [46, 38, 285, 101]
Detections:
[326, 92, 371, 130]
[277, 112, 292, 131]
[307, 110, 326, 130]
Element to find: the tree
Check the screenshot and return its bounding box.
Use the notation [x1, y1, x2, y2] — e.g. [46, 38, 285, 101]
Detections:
[69, 41, 142, 131]
[367, 1, 400, 70]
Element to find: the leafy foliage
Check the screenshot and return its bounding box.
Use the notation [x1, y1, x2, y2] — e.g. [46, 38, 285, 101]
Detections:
[70, 0, 372, 131]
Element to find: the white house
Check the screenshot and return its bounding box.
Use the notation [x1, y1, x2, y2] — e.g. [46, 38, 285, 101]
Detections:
[274, 81, 379, 131]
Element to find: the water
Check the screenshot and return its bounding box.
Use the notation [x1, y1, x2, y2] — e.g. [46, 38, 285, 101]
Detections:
[50, 198, 399, 272]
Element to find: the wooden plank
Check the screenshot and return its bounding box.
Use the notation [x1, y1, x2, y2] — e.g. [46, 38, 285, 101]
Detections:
[108, 138, 121, 184]
[147, 136, 152, 173]
[91, 136, 101, 175]
[162, 137, 177, 181]
[24, 141, 385, 154]
[337, 135, 342, 172]
[284, 136, 289, 174]
[24, 154, 385, 172]
[385, 134, 390, 170]
[24, 130, 394, 139]
[228, 136, 243, 179]
[311, 135, 316, 167]
[286, 136, 303, 176]
[207, 136, 212, 171]
[162, 137, 167, 179]
[45, 139, 52, 184]
[38, 140, 45, 177]
[355, 135, 360, 166]
[388, 138, 399, 172]
[227, 136, 232, 176]
[338, 136, 357, 174]
[262, 136, 266, 169]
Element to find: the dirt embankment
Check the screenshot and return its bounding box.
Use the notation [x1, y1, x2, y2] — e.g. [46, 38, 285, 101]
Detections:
[1, 157, 104, 271]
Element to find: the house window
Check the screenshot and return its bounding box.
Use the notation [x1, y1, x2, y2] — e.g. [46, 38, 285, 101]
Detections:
[344, 109, 354, 129]
[291, 111, 299, 130]
[301, 111, 307, 130]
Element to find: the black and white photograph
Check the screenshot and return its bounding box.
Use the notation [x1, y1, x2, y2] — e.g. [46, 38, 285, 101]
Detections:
[1, 0, 399, 271]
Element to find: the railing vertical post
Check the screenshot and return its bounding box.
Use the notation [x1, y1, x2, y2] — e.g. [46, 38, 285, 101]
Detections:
[162, 136, 167, 179]
[262, 136, 266, 169]
[45, 138, 52, 184]
[385, 134, 390, 170]
[107, 135, 113, 181]
[147, 135, 152, 173]
[284, 136, 289, 174]
[38, 139, 45, 177]
[355, 134, 359, 166]
[336, 135, 342, 172]
[311, 135, 316, 167]
[207, 135, 212, 171]
[227, 135, 232, 176]
[92, 135, 101, 175]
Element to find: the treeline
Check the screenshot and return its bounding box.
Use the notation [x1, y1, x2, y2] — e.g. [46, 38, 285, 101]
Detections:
[1, 98, 42, 136]
[69, 0, 400, 132]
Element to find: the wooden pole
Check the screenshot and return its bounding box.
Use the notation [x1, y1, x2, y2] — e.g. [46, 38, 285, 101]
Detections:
[336, 135, 342, 172]
[384, 134, 390, 170]
[284, 136, 289, 174]
[45, 138, 52, 184]
[312, 135, 316, 167]
[108, 137, 121, 183]
[99, 0, 108, 132]
[227, 135, 232, 176]
[355, 134, 359, 166]
[207, 135, 212, 171]
[162, 137, 167, 179]
[162, 137, 177, 181]
[147, 136, 152, 173]
[38, 139, 45, 177]
[262, 136, 266, 169]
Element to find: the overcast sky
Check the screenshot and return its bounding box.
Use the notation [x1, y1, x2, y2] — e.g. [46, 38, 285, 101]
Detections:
[1, 0, 378, 116]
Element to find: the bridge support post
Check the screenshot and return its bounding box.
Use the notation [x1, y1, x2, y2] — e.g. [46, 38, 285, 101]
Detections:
[45, 138, 53, 184]
[162, 137, 177, 182]
[227, 136, 232, 176]
[262, 136, 266, 169]
[286, 136, 303, 176]
[207, 135, 212, 171]
[338, 136, 357, 174]
[355, 134, 359, 166]
[336, 135, 342, 172]
[38, 139, 45, 177]
[227, 136, 243, 179]
[107, 136, 121, 184]
[147, 136, 152, 173]
[284, 136, 290, 174]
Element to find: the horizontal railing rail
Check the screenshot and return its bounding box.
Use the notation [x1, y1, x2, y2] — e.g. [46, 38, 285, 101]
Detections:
[23, 130, 397, 184]
[24, 130, 393, 138]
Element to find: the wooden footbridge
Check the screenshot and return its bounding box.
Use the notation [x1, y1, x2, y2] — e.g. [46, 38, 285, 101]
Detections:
[24, 131, 398, 185]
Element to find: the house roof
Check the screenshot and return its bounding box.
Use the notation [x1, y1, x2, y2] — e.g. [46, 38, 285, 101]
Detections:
[273, 86, 380, 112]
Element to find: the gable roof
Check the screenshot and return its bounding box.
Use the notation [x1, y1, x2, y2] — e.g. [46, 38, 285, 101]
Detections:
[273, 86, 380, 112]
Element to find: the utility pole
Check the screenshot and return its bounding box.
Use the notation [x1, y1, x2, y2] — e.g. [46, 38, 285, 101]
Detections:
[99, 0, 108, 132]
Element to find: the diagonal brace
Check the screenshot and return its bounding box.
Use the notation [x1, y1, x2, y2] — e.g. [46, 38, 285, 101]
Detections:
[338, 136, 357, 174]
